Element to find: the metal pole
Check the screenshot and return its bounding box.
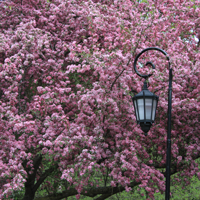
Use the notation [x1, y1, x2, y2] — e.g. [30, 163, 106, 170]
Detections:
[165, 67, 172, 200]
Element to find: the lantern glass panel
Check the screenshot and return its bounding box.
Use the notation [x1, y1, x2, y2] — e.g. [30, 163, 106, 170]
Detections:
[134, 100, 139, 120]
[137, 99, 144, 120]
[145, 98, 153, 120]
[152, 99, 157, 120]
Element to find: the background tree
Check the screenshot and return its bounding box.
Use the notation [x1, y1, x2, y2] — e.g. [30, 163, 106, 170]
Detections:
[0, 0, 199, 199]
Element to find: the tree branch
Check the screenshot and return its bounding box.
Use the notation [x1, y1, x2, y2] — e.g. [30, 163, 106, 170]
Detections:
[34, 181, 140, 200]
[153, 154, 200, 178]
[33, 163, 58, 193]
[110, 67, 126, 91]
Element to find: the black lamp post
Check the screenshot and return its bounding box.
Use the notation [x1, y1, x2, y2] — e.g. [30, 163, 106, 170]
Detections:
[132, 47, 172, 200]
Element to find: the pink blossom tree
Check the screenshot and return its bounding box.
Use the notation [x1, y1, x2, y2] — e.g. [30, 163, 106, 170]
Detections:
[0, 0, 199, 199]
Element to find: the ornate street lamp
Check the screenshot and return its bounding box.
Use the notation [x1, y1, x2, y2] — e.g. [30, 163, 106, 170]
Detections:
[132, 47, 172, 200]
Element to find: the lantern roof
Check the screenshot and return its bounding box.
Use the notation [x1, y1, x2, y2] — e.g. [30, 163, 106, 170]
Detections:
[132, 81, 159, 100]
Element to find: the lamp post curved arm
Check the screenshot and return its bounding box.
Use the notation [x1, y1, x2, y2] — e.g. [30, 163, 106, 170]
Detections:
[133, 47, 172, 200]
[133, 47, 170, 79]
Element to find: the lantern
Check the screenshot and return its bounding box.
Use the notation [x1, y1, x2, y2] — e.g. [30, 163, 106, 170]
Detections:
[132, 80, 159, 135]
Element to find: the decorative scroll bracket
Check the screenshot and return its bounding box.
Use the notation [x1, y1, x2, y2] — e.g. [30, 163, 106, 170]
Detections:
[133, 47, 170, 79]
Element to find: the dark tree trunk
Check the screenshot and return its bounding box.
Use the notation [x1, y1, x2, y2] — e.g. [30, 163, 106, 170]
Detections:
[22, 182, 36, 200]
[22, 155, 43, 200]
